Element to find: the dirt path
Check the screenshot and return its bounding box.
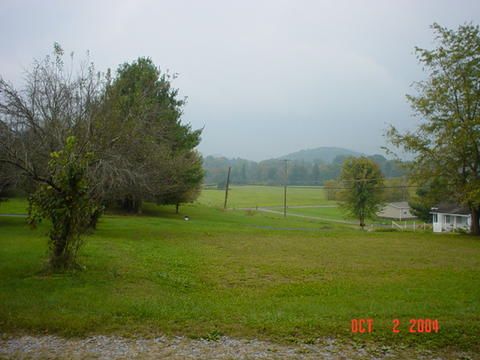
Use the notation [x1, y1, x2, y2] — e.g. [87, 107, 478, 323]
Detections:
[0, 334, 477, 360]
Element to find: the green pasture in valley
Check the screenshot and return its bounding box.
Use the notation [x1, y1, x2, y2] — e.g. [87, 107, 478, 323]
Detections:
[197, 185, 333, 208]
[0, 196, 479, 352]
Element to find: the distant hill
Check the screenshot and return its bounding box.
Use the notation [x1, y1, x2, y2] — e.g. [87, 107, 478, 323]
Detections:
[277, 147, 362, 163]
[203, 147, 405, 186]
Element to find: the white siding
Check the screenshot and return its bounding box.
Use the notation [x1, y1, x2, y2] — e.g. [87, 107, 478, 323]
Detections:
[432, 212, 470, 233]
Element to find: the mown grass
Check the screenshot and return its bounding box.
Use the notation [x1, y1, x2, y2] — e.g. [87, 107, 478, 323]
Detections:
[1, 198, 479, 352]
[0, 197, 29, 214]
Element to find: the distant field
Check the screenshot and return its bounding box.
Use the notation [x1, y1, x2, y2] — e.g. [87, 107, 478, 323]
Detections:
[1, 199, 480, 352]
[198, 185, 333, 208]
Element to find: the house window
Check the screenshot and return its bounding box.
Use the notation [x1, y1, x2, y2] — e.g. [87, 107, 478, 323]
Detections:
[445, 215, 451, 224]
[433, 213, 438, 222]
[457, 216, 466, 224]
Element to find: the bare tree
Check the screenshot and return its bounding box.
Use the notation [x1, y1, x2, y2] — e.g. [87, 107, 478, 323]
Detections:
[0, 43, 102, 187]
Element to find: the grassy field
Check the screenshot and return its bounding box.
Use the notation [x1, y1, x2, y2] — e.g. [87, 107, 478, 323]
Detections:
[1, 196, 480, 352]
[197, 185, 334, 208]
[197, 186, 415, 226]
[287, 206, 352, 221]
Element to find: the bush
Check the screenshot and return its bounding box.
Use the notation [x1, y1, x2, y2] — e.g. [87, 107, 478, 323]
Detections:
[28, 137, 96, 271]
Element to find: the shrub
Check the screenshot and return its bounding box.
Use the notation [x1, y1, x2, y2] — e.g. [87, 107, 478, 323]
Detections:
[28, 137, 96, 271]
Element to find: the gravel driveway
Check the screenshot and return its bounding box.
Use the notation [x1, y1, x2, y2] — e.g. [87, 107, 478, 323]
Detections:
[1, 334, 477, 360]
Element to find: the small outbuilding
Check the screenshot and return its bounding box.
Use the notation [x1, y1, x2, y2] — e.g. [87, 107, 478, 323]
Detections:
[430, 204, 471, 233]
[377, 201, 416, 220]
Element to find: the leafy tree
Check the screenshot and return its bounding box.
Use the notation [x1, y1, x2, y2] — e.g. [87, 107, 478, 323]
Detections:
[339, 157, 385, 229]
[387, 23, 480, 234]
[408, 178, 449, 222]
[155, 151, 204, 213]
[29, 137, 96, 270]
[323, 179, 340, 200]
[100, 58, 203, 212]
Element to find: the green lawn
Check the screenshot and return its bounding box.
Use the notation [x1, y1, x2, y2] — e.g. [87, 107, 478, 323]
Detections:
[197, 185, 334, 208]
[1, 198, 479, 351]
[0, 197, 29, 214]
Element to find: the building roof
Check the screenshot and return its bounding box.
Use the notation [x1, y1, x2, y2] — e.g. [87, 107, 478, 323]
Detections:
[388, 201, 410, 209]
[431, 203, 470, 215]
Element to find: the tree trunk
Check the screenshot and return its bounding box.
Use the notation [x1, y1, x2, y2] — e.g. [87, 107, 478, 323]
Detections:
[134, 199, 142, 214]
[121, 197, 133, 212]
[470, 207, 480, 235]
[359, 216, 365, 230]
[175, 203, 179, 214]
[122, 196, 142, 214]
[88, 208, 102, 230]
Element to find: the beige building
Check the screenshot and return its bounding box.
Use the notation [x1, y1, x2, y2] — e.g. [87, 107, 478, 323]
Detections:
[377, 201, 416, 220]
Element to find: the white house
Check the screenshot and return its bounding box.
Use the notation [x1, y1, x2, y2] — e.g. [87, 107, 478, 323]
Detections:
[431, 204, 471, 233]
[377, 201, 416, 220]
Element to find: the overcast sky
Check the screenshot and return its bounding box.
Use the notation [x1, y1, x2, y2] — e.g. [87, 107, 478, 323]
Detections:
[1, 0, 479, 160]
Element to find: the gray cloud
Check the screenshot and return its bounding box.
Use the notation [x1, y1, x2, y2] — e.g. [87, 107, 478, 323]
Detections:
[1, 0, 479, 160]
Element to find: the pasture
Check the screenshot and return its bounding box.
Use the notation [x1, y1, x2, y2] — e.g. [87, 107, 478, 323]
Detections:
[197, 185, 333, 208]
[198, 185, 414, 226]
[1, 192, 480, 354]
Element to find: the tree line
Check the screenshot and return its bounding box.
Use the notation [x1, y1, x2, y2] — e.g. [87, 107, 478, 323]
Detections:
[203, 154, 405, 187]
[0, 45, 203, 269]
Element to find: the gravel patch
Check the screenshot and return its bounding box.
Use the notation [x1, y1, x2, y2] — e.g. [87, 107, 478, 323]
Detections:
[0, 334, 477, 360]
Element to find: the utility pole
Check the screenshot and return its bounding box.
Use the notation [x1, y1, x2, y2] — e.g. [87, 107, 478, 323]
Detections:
[283, 160, 289, 217]
[224, 166, 231, 210]
[402, 176, 408, 201]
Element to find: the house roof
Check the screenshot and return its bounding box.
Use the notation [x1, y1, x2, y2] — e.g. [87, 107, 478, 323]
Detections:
[431, 203, 470, 215]
[388, 201, 410, 209]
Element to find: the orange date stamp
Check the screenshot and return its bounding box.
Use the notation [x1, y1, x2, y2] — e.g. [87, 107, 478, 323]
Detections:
[351, 319, 440, 333]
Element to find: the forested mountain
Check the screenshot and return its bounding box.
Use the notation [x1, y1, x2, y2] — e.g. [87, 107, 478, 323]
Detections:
[277, 147, 362, 163]
[203, 149, 406, 187]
